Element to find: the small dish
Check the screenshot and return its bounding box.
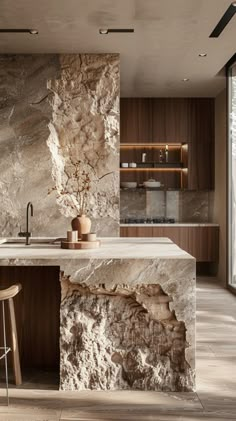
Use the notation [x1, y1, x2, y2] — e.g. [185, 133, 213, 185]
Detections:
[120, 182, 137, 189]
[143, 179, 161, 188]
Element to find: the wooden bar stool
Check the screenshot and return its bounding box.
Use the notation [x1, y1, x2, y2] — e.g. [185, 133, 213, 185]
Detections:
[0, 284, 22, 404]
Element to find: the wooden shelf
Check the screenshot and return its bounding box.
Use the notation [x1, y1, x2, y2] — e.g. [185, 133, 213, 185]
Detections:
[134, 162, 183, 168]
[120, 98, 214, 189]
[120, 143, 185, 148]
[120, 167, 186, 172]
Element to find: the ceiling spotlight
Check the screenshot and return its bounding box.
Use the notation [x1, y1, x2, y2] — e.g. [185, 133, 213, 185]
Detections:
[99, 28, 134, 34]
[99, 29, 108, 34]
[182, 78, 190, 82]
[29, 29, 38, 35]
[0, 28, 38, 34]
[199, 53, 207, 57]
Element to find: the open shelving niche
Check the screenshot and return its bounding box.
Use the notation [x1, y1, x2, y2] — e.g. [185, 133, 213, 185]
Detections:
[120, 143, 188, 190]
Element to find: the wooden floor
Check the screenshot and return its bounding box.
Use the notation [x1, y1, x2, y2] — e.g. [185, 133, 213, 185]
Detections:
[0, 278, 236, 421]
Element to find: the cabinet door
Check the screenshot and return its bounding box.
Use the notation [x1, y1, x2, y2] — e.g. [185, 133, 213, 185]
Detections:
[120, 226, 153, 237]
[121, 226, 219, 262]
[187, 99, 215, 189]
[152, 99, 190, 143]
[188, 99, 215, 144]
[120, 98, 152, 143]
[188, 141, 214, 190]
[187, 226, 219, 262]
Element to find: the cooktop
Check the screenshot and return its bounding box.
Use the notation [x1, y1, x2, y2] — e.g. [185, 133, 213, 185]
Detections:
[120, 217, 175, 224]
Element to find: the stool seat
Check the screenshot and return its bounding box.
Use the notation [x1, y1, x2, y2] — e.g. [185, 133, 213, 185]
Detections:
[0, 284, 22, 301]
[0, 283, 22, 399]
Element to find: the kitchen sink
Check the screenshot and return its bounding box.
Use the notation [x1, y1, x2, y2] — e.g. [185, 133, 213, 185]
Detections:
[0, 237, 63, 247]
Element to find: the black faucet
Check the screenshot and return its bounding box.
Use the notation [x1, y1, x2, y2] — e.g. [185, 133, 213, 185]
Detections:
[18, 202, 34, 245]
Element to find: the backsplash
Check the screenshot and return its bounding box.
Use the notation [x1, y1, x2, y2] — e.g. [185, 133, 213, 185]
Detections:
[120, 190, 213, 222]
[0, 54, 120, 237]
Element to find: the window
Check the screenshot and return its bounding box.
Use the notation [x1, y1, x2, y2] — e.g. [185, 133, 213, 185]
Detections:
[228, 60, 236, 289]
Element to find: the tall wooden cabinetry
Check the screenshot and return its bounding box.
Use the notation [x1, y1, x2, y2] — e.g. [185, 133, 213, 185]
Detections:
[120, 98, 152, 142]
[120, 98, 215, 189]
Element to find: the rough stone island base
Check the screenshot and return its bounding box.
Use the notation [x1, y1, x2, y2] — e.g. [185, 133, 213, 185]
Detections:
[0, 237, 196, 392]
[60, 257, 195, 392]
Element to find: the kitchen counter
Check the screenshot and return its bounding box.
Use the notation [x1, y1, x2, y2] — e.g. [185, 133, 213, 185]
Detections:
[0, 236, 193, 261]
[0, 237, 195, 392]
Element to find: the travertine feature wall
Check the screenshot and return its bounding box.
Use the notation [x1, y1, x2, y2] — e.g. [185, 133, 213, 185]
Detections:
[0, 54, 120, 237]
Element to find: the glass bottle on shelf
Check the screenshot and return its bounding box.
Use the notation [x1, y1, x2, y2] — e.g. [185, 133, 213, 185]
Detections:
[159, 149, 163, 163]
[165, 145, 169, 163]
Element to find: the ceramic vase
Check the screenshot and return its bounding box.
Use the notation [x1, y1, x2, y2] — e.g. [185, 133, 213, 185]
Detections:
[71, 214, 91, 239]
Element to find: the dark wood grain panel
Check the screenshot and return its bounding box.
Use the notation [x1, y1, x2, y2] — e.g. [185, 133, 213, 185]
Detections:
[152, 98, 191, 143]
[120, 226, 219, 262]
[187, 141, 214, 190]
[120, 226, 153, 237]
[188, 98, 215, 144]
[120, 97, 215, 190]
[0, 266, 60, 370]
[120, 169, 182, 189]
[120, 98, 152, 143]
[187, 98, 214, 189]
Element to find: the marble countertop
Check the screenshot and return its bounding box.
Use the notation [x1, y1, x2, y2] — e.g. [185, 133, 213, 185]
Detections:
[120, 223, 219, 227]
[0, 237, 194, 261]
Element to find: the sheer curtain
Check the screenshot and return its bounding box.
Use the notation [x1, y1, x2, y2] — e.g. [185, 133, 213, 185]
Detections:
[228, 63, 236, 287]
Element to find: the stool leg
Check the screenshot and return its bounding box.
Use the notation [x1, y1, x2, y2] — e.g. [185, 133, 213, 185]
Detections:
[8, 298, 22, 386]
[2, 301, 9, 406]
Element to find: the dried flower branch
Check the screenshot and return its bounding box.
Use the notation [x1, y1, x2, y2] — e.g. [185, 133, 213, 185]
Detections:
[48, 159, 96, 216]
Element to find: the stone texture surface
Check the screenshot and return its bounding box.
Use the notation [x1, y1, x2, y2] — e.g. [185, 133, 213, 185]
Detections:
[47, 54, 120, 236]
[0, 238, 196, 391]
[120, 190, 146, 219]
[0, 54, 119, 237]
[59, 254, 195, 392]
[120, 189, 211, 222]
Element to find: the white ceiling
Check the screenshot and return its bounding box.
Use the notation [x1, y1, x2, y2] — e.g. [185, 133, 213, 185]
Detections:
[0, 0, 235, 97]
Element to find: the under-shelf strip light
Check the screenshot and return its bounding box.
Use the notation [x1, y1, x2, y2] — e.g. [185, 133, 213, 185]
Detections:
[120, 144, 183, 150]
[120, 168, 187, 172]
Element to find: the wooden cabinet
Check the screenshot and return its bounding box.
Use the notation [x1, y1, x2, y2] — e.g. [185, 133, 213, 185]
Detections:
[120, 98, 152, 143]
[119, 226, 153, 237]
[187, 99, 215, 190]
[120, 226, 219, 262]
[0, 267, 60, 371]
[152, 98, 191, 143]
[120, 97, 215, 190]
[187, 141, 214, 190]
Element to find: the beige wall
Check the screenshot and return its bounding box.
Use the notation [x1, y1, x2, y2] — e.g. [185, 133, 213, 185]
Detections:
[213, 89, 227, 285]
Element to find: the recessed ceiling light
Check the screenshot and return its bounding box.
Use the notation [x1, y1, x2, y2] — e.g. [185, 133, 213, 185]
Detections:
[99, 28, 134, 34]
[199, 53, 207, 57]
[0, 28, 38, 34]
[182, 78, 190, 82]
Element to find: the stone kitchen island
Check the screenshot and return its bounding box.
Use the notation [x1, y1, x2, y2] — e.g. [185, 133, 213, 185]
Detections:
[0, 237, 196, 392]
